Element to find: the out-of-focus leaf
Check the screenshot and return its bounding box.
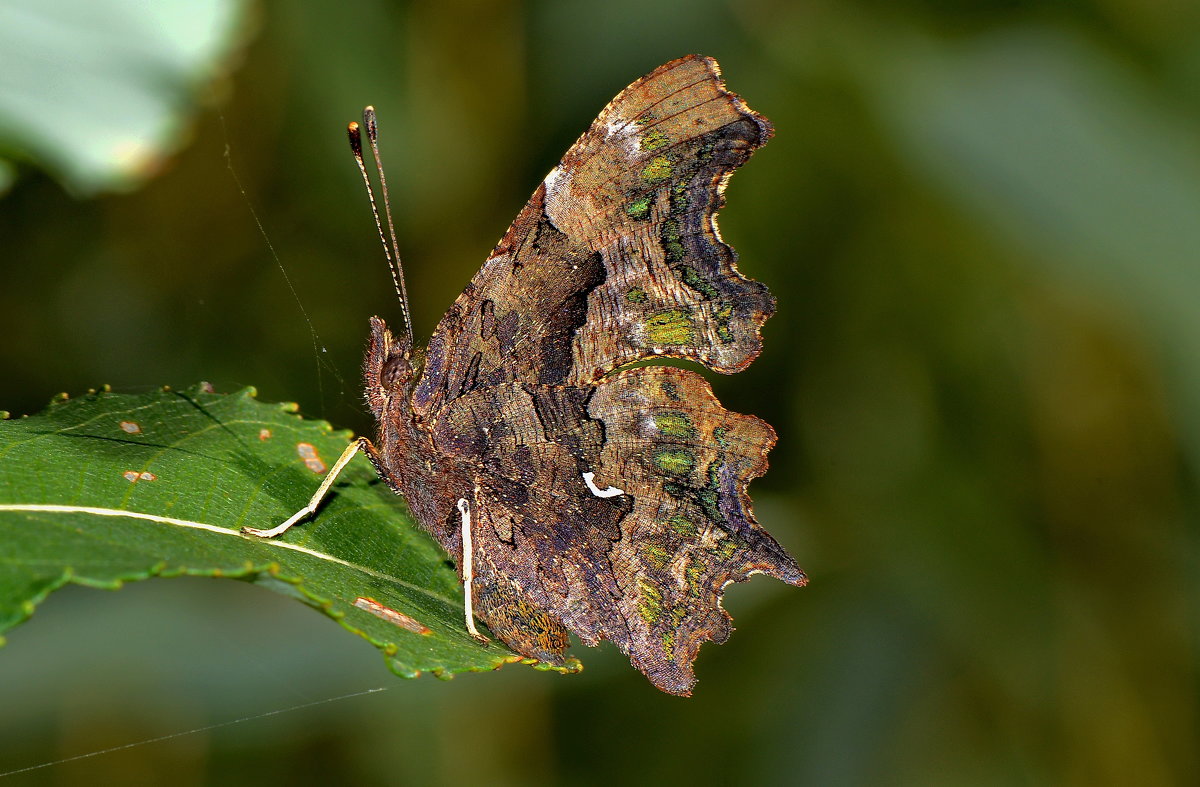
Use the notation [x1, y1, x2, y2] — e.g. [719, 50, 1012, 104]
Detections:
[864, 27, 1200, 465]
[0, 383, 566, 681]
[0, 0, 250, 195]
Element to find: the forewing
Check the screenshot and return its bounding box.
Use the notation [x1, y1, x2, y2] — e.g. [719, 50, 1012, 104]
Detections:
[413, 55, 774, 417]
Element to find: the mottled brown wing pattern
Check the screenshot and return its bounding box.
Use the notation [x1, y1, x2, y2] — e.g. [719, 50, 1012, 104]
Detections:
[402, 55, 800, 694]
[429, 383, 627, 660]
[429, 365, 801, 694]
[586, 366, 800, 691]
[544, 58, 775, 382]
[412, 55, 773, 417]
[412, 195, 601, 415]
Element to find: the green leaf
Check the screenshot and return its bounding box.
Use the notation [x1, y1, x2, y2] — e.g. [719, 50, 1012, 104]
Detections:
[0, 0, 250, 195]
[0, 383, 576, 681]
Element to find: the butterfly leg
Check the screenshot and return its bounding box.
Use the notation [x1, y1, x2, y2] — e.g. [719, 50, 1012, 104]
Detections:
[456, 497, 490, 643]
[242, 437, 375, 538]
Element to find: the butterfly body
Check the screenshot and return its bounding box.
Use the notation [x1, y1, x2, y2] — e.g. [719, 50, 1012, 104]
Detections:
[361, 319, 469, 557]
[363, 56, 804, 695]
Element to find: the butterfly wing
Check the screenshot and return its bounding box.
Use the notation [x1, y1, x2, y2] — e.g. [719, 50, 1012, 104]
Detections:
[412, 54, 774, 414]
[413, 55, 801, 694]
[431, 367, 801, 694]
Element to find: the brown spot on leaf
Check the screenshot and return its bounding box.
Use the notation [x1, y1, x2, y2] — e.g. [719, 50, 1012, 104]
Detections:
[120, 421, 141, 434]
[123, 470, 157, 483]
[296, 443, 327, 474]
[353, 597, 432, 635]
[258, 428, 272, 441]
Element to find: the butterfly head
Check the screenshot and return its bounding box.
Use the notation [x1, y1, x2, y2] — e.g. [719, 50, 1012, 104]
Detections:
[364, 314, 414, 417]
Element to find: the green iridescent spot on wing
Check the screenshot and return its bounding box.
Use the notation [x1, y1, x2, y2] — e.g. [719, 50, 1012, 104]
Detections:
[626, 195, 653, 220]
[669, 180, 689, 212]
[638, 580, 665, 624]
[666, 514, 696, 536]
[713, 302, 734, 341]
[645, 308, 695, 346]
[641, 155, 673, 182]
[653, 411, 697, 439]
[685, 562, 705, 599]
[677, 265, 719, 299]
[654, 448, 696, 476]
[708, 536, 739, 560]
[696, 460, 726, 524]
[661, 458, 728, 528]
[660, 218, 685, 263]
[642, 542, 672, 569]
[670, 604, 687, 627]
[640, 128, 670, 151]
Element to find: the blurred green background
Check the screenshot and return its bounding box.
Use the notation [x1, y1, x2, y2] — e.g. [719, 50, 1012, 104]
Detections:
[2, 0, 1198, 783]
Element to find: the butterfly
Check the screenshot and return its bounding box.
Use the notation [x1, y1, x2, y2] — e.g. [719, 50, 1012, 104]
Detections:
[246, 54, 805, 695]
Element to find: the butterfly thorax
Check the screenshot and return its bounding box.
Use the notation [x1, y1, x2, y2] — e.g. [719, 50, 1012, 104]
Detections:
[364, 315, 473, 562]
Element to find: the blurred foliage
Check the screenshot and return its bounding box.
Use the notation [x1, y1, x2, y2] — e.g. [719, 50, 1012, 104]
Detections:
[0, 0, 250, 195]
[1, 0, 1197, 784]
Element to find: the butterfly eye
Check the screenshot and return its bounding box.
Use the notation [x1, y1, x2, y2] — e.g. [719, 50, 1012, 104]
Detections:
[381, 355, 411, 389]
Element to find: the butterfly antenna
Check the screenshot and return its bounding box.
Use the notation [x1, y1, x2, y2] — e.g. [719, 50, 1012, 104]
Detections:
[347, 108, 413, 343]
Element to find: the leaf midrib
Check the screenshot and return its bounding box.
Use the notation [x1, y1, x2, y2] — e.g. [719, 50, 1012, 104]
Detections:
[0, 503, 456, 606]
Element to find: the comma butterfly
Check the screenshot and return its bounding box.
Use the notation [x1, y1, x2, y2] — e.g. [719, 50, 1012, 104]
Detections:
[246, 55, 804, 695]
